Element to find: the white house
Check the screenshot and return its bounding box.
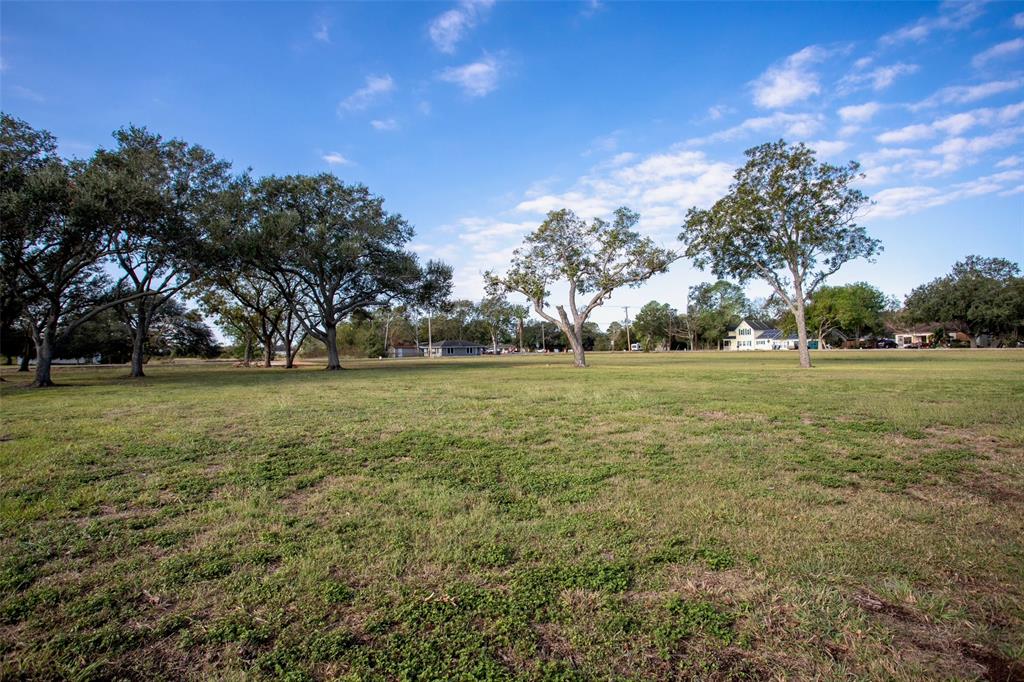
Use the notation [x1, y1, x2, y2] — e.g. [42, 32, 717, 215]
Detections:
[419, 339, 486, 357]
[722, 320, 799, 351]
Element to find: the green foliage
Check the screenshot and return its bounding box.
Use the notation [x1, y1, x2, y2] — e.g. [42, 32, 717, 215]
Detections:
[681, 140, 880, 366]
[783, 282, 890, 343]
[687, 281, 749, 349]
[244, 174, 452, 367]
[632, 300, 685, 351]
[653, 597, 736, 655]
[904, 255, 1024, 343]
[487, 207, 676, 365]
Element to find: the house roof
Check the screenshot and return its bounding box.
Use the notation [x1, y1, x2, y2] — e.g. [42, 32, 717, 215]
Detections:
[743, 319, 776, 331]
[420, 339, 486, 348]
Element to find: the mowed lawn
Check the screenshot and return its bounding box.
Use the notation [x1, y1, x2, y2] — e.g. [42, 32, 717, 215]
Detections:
[1, 351, 1022, 681]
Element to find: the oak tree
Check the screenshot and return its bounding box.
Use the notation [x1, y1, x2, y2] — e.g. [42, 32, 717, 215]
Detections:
[681, 140, 879, 368]
[487, 207, 676, 368]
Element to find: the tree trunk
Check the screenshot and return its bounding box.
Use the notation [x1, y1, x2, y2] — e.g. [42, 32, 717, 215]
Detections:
[794, 297, 812, 369]
[18, 337, 31, 372]
[283, 337, 293, 368]
[130, 310, 147, 378]
[427, 316, 433, 358]
[242, 337, 252, 367]
[568, 324, 587, 368]
[263, 341, 273, 368]
[517, 319, 524, 353]
[324, 325, 342, 370]
[570, 337, 586, 367]
[491, 332, 498, 355]
[31, 328, 55, 387]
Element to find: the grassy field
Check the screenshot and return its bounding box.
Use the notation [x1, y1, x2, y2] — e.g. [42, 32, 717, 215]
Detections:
[1, 351, 1022, 681]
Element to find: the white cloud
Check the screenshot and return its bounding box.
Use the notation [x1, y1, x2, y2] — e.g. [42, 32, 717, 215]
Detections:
[11, 85, 44, 103]
[313, 17, 331, 43]
[439, 55, 501, 97]
[704, 104, 734, 121]
[609, 152, 637, 166]
[1015, 12, 1024, 29]
[879, 1, 986, 45]
[583, 131, 622, 156]
[810, 140, 851, 158]
[931, 127, 1024, 158]
[996, 155, 1022, 168]
[452, 217, 537, 246]
[857, 148, 925, 185]
[876, 101, 1024, 143]
[869, 169, 1022, 218]
[839, 62, 919, 93]
[338, 74, 395, 112]
[838, 102, 882, 123]
[972, 38, 1024, 68]
[751, 46, 829, 109]
[580, 0, 604, 18]
[428, 0, 494, 54]
[688, 112, 825, 145]
[370, 118, 399, 131]
[870, 186, 945, 217]
[913, 79, 1022, 109]
[321, 152, 351, 165]
[876, 123, 934, 144]
[513, 149, 735, 235]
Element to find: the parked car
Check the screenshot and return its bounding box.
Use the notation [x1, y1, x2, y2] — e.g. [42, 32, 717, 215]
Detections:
[876, 338, 898, 349]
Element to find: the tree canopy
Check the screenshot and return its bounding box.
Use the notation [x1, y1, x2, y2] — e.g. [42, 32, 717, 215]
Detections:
[487, 207, 676, 367]
[245, 174, 452, 370]
[680, 140, 879, 367]
[789, 282, 889, 346]
[904, 256, 1023, 345]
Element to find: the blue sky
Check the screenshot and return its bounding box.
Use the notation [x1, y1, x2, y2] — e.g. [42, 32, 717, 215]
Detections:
[2, 1, 1022, 327]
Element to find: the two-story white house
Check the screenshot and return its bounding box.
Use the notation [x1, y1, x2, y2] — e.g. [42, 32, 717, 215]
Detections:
[723, 319, 799, 351]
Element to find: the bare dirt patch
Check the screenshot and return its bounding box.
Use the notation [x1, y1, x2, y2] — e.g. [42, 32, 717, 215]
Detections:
[852, 590, 1022, 681]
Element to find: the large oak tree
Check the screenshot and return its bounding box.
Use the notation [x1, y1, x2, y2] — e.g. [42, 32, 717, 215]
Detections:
[487, 207, 676, 368]
[680, 140, 879, 368]
[904, 256, 1023, 346]
[95, 126, 232, 377]
[1, 116, 159, 386]
[250, 174, 452, 370]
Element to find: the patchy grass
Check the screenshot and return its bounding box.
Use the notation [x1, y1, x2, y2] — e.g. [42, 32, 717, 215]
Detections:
[1, 350, 1023, 680]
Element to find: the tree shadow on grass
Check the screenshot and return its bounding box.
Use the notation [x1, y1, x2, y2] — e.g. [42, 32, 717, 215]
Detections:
[0, 357, 570, 393]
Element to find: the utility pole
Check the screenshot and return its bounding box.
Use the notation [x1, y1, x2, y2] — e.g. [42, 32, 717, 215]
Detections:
[622, 306, 632, 351]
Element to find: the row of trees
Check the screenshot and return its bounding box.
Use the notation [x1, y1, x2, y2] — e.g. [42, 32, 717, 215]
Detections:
[214, 249, 1020, 361]
[5, 111, 1015, 381]
[613, 255, 1024, 352]
[1, 113, 454, 386]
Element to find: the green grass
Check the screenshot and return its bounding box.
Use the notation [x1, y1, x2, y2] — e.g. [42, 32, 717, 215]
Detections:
[1, 350, 1022, 680]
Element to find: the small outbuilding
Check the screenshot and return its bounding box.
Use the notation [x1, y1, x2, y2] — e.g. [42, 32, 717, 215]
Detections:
[420, 340, 486, 357]
[388, 344, 422, 358]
